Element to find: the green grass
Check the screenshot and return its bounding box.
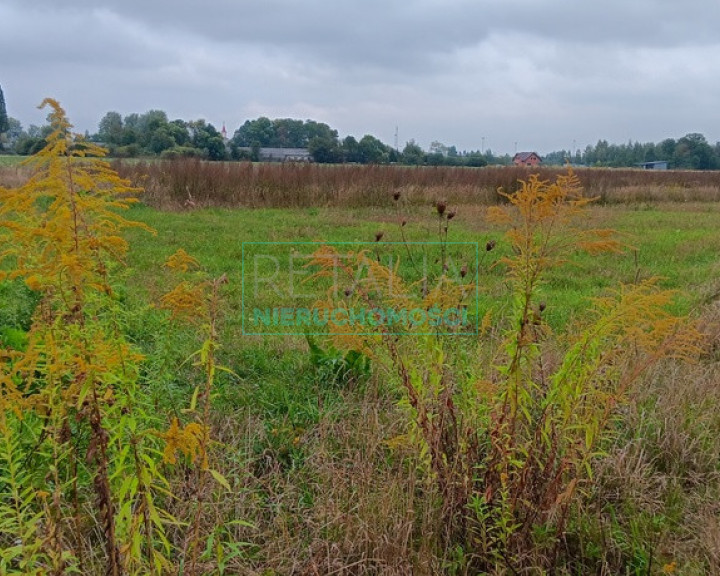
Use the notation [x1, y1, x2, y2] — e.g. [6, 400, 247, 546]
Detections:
[123, 202, 720, 335]
[3, 194, 719, 572]
[0, 155, 24, 167]
[117, 200, 720, 572]
[117, 201, 720, 430]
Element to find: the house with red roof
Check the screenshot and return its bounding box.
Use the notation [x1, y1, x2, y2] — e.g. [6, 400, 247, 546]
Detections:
[513, 151, 542, 167]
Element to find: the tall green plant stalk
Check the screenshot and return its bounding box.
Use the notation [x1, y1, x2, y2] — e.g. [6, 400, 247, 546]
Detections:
[310, 168, 703, 572]
[159, 251, 234, 575]
[0, 99, 177, 575]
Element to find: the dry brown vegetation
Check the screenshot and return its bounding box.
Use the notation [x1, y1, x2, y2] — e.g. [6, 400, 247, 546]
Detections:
[3, 159, 720, 209]
[115, 160, 720, 208]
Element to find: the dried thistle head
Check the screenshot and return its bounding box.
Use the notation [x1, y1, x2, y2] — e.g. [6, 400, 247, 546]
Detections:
[486, 240, 496, 252]
[460, 264, 468, 278]
[435, 200, 447, 216]
[393, 191, 401, 201]
[375, 231, 384, 242]
[401, 219, 407, 227]
[447, 210, 456, 220]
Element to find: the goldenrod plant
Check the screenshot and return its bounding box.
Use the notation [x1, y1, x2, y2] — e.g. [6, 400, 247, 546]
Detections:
[0, 100, 172, 575]
[159, 250, 236, 576]
[310, 168, 703, 572]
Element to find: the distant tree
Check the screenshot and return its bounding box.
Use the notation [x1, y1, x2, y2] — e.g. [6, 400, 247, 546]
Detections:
[308, 135, 341, 163]
[121, 113, 141, 146]
[148, 126, 175, 154]
[0, 85, 8, 150]
[97, 111, 124, 146]
[232, 117, 275, 147]
[658, 138, 676, 161]
[136, 110, 169, 150]
[643, 143, 657, 162]
[0, 84, 8, 136]
[358, 135, 390, 164]
[14, 120, 52, 155]
[542, 133, 720, 169]
[5, 117, 23, 148]
[676, 133, 714, 169]
[594, 139, 610, 165]
[303, 120, 338, 144]
[188, 120, 227, 161]
[15, 135, 47, 155]
[402, 140, 425, 165]
[464, 151, 487, 167]
[341, 135, 360, 163]
[167, 119, 190, 147]
[426, 153, 446, 166]
[541, 150, 568, 166]
[272, 118, 306, 147]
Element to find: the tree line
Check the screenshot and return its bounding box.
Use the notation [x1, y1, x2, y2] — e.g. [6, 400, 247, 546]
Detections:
[544, 134, 720, 170]
[1, 84, 719, 169]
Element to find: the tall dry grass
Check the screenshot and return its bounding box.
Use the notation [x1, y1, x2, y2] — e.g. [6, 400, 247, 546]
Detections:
[581, 300, 720, 574]
[197, 385, 439, 575]
[189, 303, 720, 575]
[3, 159, 720, 209]
[0, 164, 31, 189]
[110, 160, 720, 209]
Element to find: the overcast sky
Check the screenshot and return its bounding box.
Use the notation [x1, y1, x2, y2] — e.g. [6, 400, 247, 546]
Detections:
[2, 0, 720, 154]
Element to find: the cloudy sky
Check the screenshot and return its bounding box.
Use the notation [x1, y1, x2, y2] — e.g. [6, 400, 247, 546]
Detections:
[2, 0, 720, 154]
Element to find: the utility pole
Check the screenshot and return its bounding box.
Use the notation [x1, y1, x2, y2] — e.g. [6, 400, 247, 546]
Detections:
[394, 126, 399, 152]
[481, 136, 485, 155]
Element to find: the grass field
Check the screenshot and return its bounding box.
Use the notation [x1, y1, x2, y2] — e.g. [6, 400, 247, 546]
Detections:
[123, 201, 720, 329]
[3, 153, 720, 573]
[0, 154, 24, 167]
[112, 199, 720, 572]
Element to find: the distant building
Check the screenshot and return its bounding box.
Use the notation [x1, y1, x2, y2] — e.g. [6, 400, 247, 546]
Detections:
[638, 160, 668, 170]
[220, 123, 228, 141]
[513, 152, 542, 167]
[237, 147, 312, 162]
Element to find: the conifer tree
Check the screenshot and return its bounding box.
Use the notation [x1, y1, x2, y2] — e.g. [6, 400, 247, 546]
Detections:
[0, 84, 8, 135]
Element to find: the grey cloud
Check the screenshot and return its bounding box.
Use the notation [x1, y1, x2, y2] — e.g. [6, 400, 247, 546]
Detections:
[2, 0, 720, 152]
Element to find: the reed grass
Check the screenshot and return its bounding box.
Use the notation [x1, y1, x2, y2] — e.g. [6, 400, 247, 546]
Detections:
[108, 160, 720, 209]
[4, 159, 720, 209]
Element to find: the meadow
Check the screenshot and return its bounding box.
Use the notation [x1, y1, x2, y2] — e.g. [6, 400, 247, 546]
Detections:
[123, 199, 720, 575]
[2, 136, 720, 575]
